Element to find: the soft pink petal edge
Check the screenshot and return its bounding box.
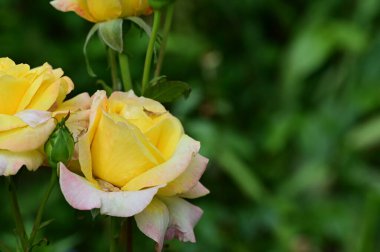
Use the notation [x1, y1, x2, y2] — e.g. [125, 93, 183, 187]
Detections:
[135, 197, 203, 252]
[158, 154, 208, 197]
[0, 149, 44, 176]
[59, 163, 163, 217]
[50, 0, 95, 22]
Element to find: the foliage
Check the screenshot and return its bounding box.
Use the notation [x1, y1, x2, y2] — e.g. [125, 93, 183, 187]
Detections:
[2, 0, 380, 251]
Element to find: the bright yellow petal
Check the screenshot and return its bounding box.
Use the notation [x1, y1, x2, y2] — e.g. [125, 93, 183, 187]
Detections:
[0, 114, 27, 131]
[0, 75, 29, 114]
[26, 80, 61, 111]
[86, 0, 122, 21]
[120, 0, 151, 17]
[0, 119, 55, 152]
[123, 135, 200, 191]
[78, 91, 107, 184]
[145, 114, 183, 160]
[91, 111, 164, 187]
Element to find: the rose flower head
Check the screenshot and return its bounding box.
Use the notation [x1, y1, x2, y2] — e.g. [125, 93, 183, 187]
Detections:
[59, 90, 209, 251]
[50, 0, 152, 23]
[0, 57, 75, 176]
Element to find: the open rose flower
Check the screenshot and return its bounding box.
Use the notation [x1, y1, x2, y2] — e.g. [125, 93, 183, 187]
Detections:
[0, 57, 90, 176]
[59, 90, 209, 251]
[50, 0, 152, 23]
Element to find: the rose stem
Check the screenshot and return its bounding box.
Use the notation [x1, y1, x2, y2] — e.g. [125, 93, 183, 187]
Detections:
[28, 168, 57, 248]
[108, 47, 121, 91]
[154, 3, 175, 78]
[6, 177, 28, 251]
[141, 10, 162, 95]
[118, 53, 133, 91]
[109, 217, 118, 252]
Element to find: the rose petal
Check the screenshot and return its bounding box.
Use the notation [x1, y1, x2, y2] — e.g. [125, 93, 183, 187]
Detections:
[135, 198, 170, 252]
[0, 74, 30, 114]
[54, 92, 91, 113]
[178, 182, 210, 199]
[50, 0, 96, 22]
[91, 111, 164, 187]
[59, 163, 162, 217]
[0, 118, 55, 152]
[15, 110, 52, 127]
[161, 197, 203, 243]
[123, 135, 200, 191]
[0, 149, 44, 176]
[78, 90, 107, 183]
[0, 114, 27, 131]
[86, 0, 121, 21]
[158, 154, 208, 197]
[144, 114, 184, 159]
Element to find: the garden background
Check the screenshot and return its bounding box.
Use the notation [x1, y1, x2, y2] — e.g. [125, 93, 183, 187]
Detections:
[1, 0, 380, 251]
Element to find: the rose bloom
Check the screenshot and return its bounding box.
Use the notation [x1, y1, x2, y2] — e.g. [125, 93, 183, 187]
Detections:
[0, 57, 90, 176]
[50, 0, 152, 23]
[59, 90, 209, 250]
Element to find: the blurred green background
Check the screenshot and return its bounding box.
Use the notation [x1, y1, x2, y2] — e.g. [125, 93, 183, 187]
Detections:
[2, 0, 380, 251]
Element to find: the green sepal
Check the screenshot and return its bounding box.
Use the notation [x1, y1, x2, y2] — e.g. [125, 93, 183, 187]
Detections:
[83, 24, 100, 77]
[148, 0, 175, 10]
[144, 76, 191, 103]
[44, 114, 75, 169]
[98, 19, 123, 53]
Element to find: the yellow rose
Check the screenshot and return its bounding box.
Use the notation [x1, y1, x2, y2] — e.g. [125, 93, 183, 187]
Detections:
[0, 57, 90, 176]
[50, 0, 152, 23]
[59, 90, 209, 250]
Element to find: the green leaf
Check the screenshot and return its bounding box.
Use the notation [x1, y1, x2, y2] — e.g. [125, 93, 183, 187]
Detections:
[347, 116, 380, 150]
[98, 19, 123, 53]
[144, 79, 191, 103]
[217, 149, 266, 202]
[83, 23, 99, 77]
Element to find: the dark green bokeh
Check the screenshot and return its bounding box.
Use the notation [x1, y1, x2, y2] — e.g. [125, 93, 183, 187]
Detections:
[2, 0, 380, 251]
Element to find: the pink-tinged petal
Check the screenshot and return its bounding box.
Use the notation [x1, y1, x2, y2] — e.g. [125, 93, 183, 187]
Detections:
[158, 154, 208, 197]
[54, 92, 91, 112]
[59, 164, 162, 217]
[0, 119, 55, 152]
[59, 163, 101, 210]
[179, 182, 210, 199]
[135, 198, 170, 252]
[0, 149, 44, 176]
[0, 114, 27, 131]
[161, 197, 203, 243]
[50, 0, 96, 22]
[15, 110, 52, 127]
[123, 135, 200, 191]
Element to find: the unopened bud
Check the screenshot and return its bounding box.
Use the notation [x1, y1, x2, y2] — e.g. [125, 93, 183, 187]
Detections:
[44, 113, 75, 168]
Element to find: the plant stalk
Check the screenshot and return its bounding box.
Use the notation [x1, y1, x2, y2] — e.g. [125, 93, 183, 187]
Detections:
[28, 169, 57, 249]
[154, 4, 174, 78]
[108, 48, 121, 91]
[118, 53, 133, 91]
[142, 10, 162, 94]
[6, 177, 28, 251]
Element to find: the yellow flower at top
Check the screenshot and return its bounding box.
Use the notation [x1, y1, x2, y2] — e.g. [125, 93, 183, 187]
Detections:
[50, 0, 152, 23]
